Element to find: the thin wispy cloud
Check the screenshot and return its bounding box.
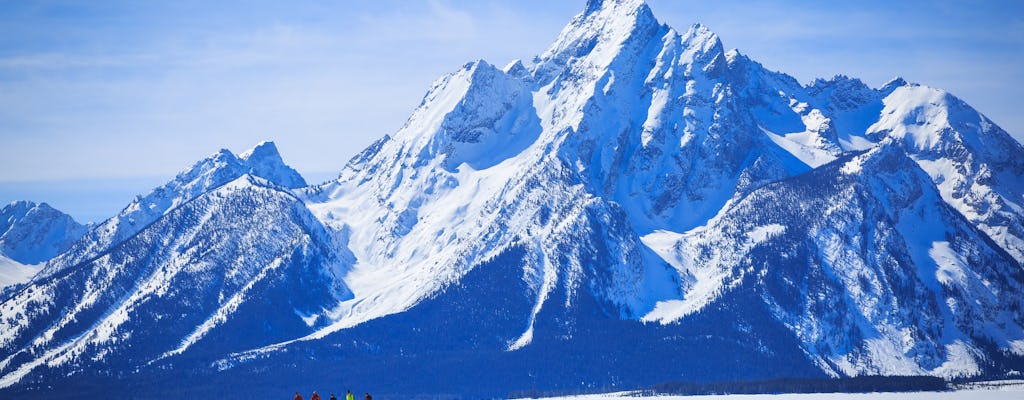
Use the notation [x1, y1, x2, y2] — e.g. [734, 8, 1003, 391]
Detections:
[1, 0, 1021, 222]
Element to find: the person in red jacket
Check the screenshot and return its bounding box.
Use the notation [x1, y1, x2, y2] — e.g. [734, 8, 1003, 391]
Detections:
[294, 392, 304, 400]
[311, 391, 322, 400]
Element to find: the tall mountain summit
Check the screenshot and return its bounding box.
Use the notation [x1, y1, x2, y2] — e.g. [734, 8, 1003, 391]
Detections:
[1, 0, 1022, 397]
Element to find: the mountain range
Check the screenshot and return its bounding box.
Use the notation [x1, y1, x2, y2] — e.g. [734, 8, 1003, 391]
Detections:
[1, 0, 1022, 398]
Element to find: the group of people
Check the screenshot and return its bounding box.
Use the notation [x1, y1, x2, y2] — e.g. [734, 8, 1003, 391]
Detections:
[293, 389, 370, 400]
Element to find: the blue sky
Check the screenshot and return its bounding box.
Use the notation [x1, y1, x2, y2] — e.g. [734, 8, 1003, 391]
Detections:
[1, 0, 1022, 222]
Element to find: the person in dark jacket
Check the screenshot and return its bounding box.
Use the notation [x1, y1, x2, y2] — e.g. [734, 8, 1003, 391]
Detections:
[330, 394, 337, 400]
[364, 392, 372, 400]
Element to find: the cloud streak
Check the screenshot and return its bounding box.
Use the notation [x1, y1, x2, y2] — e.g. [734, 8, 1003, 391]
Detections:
[0, 0, 1021, 222]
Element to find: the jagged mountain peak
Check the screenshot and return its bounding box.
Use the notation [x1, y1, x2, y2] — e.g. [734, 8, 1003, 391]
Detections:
[0, 166, 351, 385]
[869, 84, 1019, 154]
[880, 76, 909, 94]
[681, 21, 722, 50]
[583, 0, 650, 17]
[239, 140, 307, 189]
[0, 201, 86, 266]
[2, 201, 59, 230]
[138, 142, 307, 215]
[39, 142, 308, 278]
[534, 0, 662, 80]
[378, 58, 540, 173]
[1, 200, 36, 219]
[866, 83, 1024, 263]
[808, 74, 870, 93]
[171, 141, 305, 192]
[502, 58, 530, 78]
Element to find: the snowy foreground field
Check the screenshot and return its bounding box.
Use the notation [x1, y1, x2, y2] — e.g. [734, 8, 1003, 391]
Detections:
[533, 381, 1024, 400]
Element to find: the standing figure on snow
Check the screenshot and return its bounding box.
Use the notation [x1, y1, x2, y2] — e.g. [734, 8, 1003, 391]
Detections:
[311, 391, 322, 400]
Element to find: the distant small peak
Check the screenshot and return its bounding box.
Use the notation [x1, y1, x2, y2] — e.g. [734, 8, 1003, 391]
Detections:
[585, 0, 647, 14]
[211, 148, 239, 162]
[33, 202, 56, 212]
[503, 59, 532, 80]
[503, 59, 524, 72]
[681, 22, 723, 56]
[808, 75, 870, 94]
[461, 60, 480, 71]
[458, 59, 500, 81]
[467, 59, 493, 71]
[811, 74, 860, 85]
[5, 200, 37, 210]
[239, 141, 307, 189]
[879, 76, 909, 94]
[239, 140, 281, 162]
[724, 48, 747, 64]
[684, 22, 720, 41]
[580, 0, 652, 22]
[456, 59, 503, 84]
[884, 76, 908, 87]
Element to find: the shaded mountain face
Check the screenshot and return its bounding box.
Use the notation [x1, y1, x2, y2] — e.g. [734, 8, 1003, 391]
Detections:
[2, 0, 1023, 397]
[0, 144, 347, 391]
[0, 201, 86, 266]
[41, 140, 307, 280]
[643, 145, 1024, 377]
[0, 201, 87, 291]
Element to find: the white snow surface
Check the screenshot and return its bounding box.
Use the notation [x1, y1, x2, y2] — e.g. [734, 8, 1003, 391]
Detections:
[39, 141, 307, 280]
[869, 85, 1024, 263]
[0, 255, 40, 289]
[531, 384, 1024, 400]
[0, 201, 87, 266]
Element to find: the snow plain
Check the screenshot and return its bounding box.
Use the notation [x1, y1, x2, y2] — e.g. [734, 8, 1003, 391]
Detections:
[537, 382, 1024, 400]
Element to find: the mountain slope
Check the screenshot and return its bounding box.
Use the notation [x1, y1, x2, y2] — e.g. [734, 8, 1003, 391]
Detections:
[867, 85, 1024, 264]
[0, 143, 336, 390]
[643, 144, 1024, 377]
[0, 173, 345, 390]
[288, 0, 1024, 381]
[41, 141, 307, 279]
[720, 52, 1024, 266]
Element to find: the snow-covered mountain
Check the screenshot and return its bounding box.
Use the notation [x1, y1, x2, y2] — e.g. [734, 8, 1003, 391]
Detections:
[0, 201, 87, 290]
[40, 140, 306, 279]
[1, 0, 1023, 397]
[0, 143, 343, 390]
